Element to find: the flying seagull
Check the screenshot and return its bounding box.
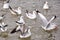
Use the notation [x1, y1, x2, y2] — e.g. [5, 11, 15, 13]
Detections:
[36, 10, 57, 31]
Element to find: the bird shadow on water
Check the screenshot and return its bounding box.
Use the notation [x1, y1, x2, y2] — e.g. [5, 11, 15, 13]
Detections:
[18, 36, 31, 40]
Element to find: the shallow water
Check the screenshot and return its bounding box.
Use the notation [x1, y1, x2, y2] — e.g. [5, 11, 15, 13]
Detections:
[0, 0, 60, 40]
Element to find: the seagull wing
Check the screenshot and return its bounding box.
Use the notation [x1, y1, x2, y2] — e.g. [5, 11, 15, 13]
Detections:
[10, 27, 17, 34]
[38, 13, 48, 26]
[46, 15, 56, 28]
[10, 26, 20, 34]
[10, 25, 23, 34]
[9, 6, 18, 14]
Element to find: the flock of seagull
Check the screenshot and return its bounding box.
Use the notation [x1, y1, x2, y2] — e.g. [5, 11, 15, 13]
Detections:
[0, 0, 58, 38]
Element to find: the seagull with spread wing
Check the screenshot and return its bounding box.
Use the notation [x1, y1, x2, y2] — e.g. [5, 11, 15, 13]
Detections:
[10, 24, 31, 38]
[36, 10, 57, 31]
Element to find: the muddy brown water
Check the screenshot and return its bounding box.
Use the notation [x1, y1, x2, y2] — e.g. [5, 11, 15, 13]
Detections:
[0, 0, 60, 40]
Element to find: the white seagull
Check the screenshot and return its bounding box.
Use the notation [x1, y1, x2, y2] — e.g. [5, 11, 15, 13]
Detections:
[10, 24, 31, 38]
[26, 10, 36, 19]
[0, 22, 8, 32]
[43, 1, 49, 10]
[26, 10, 37, 23]
[3, 0, 10, 9]
[36, 11, 57, 31]
[9, 6, 21, 16]
[16, 16, 25, 25]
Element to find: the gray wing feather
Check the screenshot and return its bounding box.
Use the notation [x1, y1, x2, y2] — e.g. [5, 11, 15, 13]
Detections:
[38, 13, 48, 26]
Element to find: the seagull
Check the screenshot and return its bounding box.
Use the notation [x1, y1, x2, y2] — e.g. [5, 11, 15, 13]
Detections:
[43, 1, 49, 10]
[26, 10, 37, 23]
[43, 1, 49, 13]
[0, 22, 8, 32]
[0, 14, 5, 21]
[10, 24, 31, 38]
[26, 10, 36, 19]
[16, 16, 25, 25]
[3, 0, 10, 9]
[9, 6, 21, 16]
[36, 11, 57, 31]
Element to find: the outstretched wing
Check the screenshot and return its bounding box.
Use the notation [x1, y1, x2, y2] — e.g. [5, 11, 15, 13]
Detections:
[38, 13, 48, 26]
[10, 27, 17, 34]
[10, 26, 20, 34]
[46, 15, 56, 28]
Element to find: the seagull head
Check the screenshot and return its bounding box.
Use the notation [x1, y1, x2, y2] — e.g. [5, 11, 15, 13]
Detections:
[26, 10, 28, 13]
[18, 7, 21, 10]
[4, 0, 10, 3]
[35, 9, 40, 14]
[33, 10, 36, 14]
[45, 1, 48, 4]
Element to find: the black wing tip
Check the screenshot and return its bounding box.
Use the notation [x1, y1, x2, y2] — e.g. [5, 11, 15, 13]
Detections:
[16, 21, 23, 24]
[4, 24, 8, 27]
[53, 15, 57, 19]
[10, 31, 16, 34]
[10, 27, 17, 34]
[55, 15, 56, 18]
[9, 6, 12, 10]
[10, 30, 16, 34]
[1, 14, 5, 17]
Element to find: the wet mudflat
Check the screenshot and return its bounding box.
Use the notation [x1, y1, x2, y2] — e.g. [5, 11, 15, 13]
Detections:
[0, 0, 60, 40]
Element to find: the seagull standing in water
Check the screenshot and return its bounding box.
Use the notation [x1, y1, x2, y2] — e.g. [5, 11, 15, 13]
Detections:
[9, 6, 22, 16]
[43, 1, 49, 14]
[25, 10, 37, 23]
[10, 24, 31, 38]
[3, 0, 10, 9]
[36, 10, 57, 31]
